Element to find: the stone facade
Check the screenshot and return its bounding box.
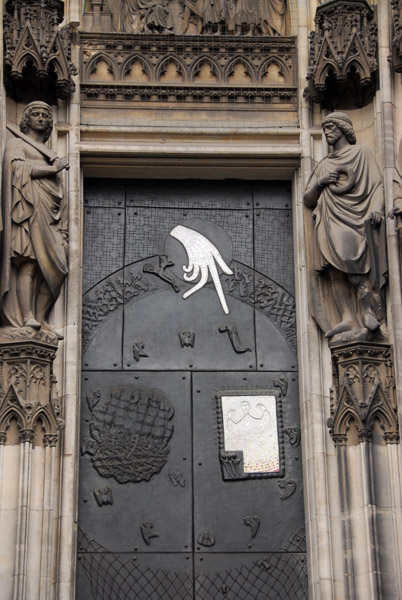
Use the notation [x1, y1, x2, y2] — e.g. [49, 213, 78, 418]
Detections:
[0, 1, 402, 599]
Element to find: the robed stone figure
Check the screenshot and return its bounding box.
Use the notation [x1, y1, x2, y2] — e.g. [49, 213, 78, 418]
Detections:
[0, 101, 69, 338]
[304, 112, 387, 339]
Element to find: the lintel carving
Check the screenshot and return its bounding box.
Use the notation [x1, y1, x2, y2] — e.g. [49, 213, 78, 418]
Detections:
[4, 0, 77, 101]
[80, 33, 297, 108]
[305, 0, 378, 109]
[328, 342, 399, 446]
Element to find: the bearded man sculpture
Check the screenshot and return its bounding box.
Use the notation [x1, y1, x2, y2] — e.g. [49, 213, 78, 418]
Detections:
[304, 112, 387, 339]
[0, 101, 69, 338]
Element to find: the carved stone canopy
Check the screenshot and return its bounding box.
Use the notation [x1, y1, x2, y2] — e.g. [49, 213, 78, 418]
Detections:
[0, 329, 63, 446]
[328, 341, 399, 446]
[305, 0, 378, 109]
[4, 0, 77, 102]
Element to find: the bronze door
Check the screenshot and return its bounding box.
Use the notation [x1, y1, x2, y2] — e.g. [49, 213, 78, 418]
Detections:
[77, 180, 307, 599]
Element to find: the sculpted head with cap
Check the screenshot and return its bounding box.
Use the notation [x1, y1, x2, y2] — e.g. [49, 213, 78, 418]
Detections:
[322, 111, 356, 147]
[19, 101, 53, 142]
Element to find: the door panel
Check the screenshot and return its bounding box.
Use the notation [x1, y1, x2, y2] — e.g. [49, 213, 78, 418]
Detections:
[192, 372, 303, 554]
[77, 179, 307, 600]
[79, 371, 192, 554]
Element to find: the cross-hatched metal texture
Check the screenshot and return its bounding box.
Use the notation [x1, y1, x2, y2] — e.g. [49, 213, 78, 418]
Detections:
[78, 530, 307, 600]
[77, 530, 192, 600]
[196, 553, 307, 600]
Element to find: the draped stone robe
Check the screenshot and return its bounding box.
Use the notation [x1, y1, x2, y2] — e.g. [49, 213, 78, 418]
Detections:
[0, 133, 68, 327]
[305, 144, 387, 333]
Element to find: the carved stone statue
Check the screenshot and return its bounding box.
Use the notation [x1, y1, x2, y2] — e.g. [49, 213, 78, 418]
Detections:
[0, 102, 69, 338]
[303, 112, 387, 339]
[202, 0, 225, 34]
[259, 0, 288, 36]
[110, 0, 173, 33]
[235, 0, 258, 36]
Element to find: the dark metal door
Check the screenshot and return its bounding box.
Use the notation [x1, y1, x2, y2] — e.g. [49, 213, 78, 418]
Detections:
[77, 180, 307, 599]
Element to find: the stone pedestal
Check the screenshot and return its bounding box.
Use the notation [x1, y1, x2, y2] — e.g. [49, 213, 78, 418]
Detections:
[328, 340, 399, 598]
[328, 340, 399, 445]
[0, 328, 63, 600]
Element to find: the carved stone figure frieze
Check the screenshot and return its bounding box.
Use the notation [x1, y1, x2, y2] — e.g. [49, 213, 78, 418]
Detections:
[305, 0, 378, 109]
[1, 102, 69, 339]
[304, 112, 387, 342]
[88, 0, 289, 36]
[4, 0, 77, 100]
[108, 0, 173, 33]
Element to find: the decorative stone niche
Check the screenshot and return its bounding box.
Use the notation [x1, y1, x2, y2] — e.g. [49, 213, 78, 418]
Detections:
[305, 0, 378, 109]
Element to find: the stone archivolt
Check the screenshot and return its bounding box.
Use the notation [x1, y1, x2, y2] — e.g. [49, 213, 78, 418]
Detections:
[4, 0, 77, 100]
[80, 33, 297, 106]
[328, 342, 399, 446]
[305, 0, 377, 109]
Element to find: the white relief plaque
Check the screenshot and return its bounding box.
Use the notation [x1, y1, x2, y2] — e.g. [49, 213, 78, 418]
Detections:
[221, 395, 280, 473]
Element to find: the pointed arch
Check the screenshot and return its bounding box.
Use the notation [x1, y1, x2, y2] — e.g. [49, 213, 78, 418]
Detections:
[86, 53, 117, 82]
[225, 57, 255, 84]
[121, 55, 152, 83]
[156, 56, 186, 84]
[191, 57, 220, 84]
[259, 57, 289, 84]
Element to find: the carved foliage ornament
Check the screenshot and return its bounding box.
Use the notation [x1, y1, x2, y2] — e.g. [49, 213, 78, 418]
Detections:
[305, 0, 378, 109]
[328, 342, 399, 445]
[4, 0, 77, 99]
